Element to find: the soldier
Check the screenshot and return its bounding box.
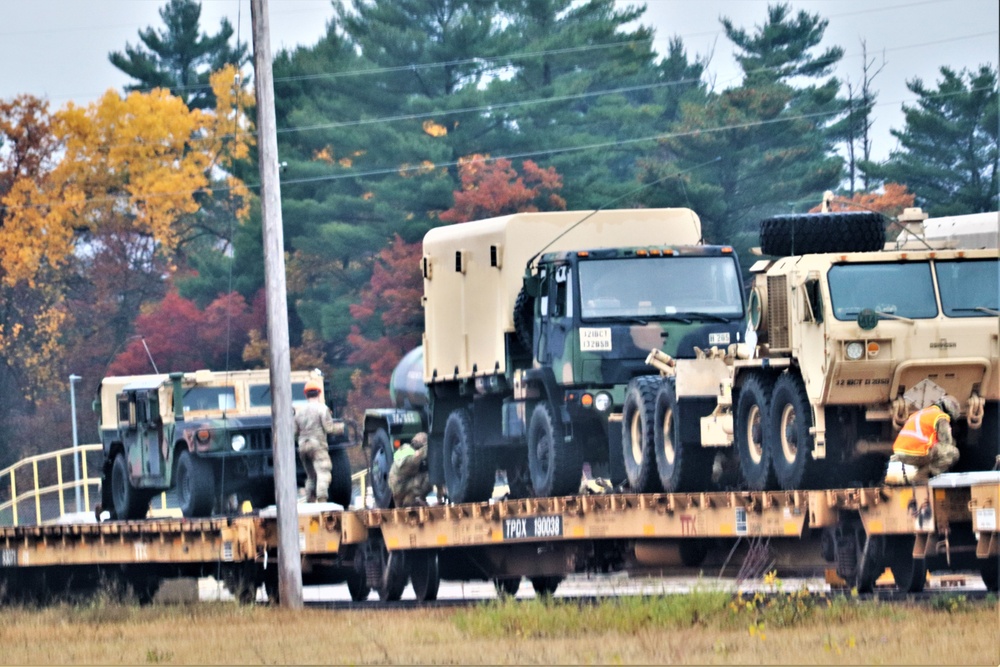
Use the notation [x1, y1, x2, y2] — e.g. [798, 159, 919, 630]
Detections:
[388, 432, 432, 507]
[888, 395, 961, 484]
[293, 378, 341, 502]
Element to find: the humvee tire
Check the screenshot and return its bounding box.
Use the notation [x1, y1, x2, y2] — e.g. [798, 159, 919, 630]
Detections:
[654, 379, 713, 493]
[110, 454, 151, 520]
[760, 212, 885, 256]
[176, 449, 215, 518]
[735, 373, 776, 490]
[768, 372, 814, 490]
[622, 376, 662, 493]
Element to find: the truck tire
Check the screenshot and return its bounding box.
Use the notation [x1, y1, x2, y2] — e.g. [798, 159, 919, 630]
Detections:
[328, 448, 353, 508]
[653, 379, 712, 492]
[176, 449, 216, 518]
[734, 373, 775, 490]
[443, 408, 496, 504]
[368, 427, 394, 509]
[767, 372, 814, 490]
[110, 454, 150, 520]
[528, 402, 583, 498]
[622, 376, 662, 493]
[513, 287, 534, 353]
[759, 211, 885, 257]
[408, 550, 440, 602]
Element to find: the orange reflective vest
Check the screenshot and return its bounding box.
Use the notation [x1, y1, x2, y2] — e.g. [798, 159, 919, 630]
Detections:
[893, 406, 950, 457]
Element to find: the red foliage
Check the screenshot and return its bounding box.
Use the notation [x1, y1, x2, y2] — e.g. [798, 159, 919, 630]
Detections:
[345, 236, 424, 420]
[107, 289, 265, 375]
[439, 154, 566, 223]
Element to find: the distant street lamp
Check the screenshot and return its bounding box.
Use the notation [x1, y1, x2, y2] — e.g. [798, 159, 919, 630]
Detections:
[69, 374, 82, 511]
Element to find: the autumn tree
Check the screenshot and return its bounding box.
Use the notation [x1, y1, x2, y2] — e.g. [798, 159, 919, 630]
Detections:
[439, 154, 565, 223]
[344, 236, 424, 422]
[109, 0, 249, 110]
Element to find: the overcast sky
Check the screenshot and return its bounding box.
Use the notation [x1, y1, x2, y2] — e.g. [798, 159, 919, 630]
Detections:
[0, 0, 997, 164]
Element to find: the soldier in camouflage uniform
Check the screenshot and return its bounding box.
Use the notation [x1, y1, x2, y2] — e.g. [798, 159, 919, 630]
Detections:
[293, 379, 342, 502]
[388, 432, 432, 506]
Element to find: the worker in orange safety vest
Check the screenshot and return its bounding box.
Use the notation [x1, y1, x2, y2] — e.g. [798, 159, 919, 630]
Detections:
[888, 395, 961, 484]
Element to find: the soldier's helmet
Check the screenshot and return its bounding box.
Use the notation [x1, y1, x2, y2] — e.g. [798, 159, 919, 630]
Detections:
[936, 395, 961, 420]
[410, 432, 428, 449]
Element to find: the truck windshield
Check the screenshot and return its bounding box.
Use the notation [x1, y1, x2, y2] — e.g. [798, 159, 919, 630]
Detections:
[936, 258, 999, 317]
[182, 386, 236, 412]
[578, 255, 743, 320]
[828, 262, 938, 320]
[249, 382, 310, 408]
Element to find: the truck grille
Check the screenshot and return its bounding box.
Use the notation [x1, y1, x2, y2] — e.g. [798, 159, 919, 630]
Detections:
[767, 275, 790, 350]
[246, 430, 272, 451]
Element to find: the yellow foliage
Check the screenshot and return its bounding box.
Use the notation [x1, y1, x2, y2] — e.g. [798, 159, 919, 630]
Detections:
[338, 157, 353, 168]
[314, 146, 335, 163]
[422, 119, 448, 137]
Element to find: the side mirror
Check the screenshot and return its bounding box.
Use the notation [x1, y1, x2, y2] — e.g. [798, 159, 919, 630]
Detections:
[523, 273, 541, 298]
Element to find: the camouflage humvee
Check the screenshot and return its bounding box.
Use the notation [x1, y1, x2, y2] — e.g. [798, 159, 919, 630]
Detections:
[96, 369, 355, 520]
[370, 208, 748, 506]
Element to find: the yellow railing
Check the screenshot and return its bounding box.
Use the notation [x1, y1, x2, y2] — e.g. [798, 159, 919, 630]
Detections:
[0, 444, 104, 527]
[0, 444, 371, 526]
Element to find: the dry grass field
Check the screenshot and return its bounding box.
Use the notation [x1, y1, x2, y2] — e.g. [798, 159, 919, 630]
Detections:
[0, 589, 996, 665]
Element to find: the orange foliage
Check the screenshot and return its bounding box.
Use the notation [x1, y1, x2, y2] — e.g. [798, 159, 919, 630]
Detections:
[809, 183, 915, 218]
[439, 154, 566, 223]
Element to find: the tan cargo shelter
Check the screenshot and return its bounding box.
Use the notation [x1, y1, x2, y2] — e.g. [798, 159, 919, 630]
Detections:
[421, 208, 703, 384]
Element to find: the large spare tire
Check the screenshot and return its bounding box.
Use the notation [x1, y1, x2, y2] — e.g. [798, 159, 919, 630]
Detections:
[760, 212, 885, 256]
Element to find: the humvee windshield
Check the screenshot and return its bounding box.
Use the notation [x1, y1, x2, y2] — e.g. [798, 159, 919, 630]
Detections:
[936, 258, 999, 317]
[182, 386, 236, 412]
[249, 382, 310, 409]
[578, 256, 743, 320]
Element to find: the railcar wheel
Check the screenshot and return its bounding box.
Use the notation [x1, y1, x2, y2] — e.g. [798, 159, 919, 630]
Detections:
[621, 376, 662, 493]
[653, 379, 711, 492]
[759, 211, 885, 256]
[530, 575, 562, 597]
[493, 577, 522, 598]
[980, 557, 999, 592]
[378, 549, 408, 602]
[855, 532, 885, 594]
[768, 373, 813, 490]
[408, 550, 440, 602]
[328, 448, 353, 507]
[443, 408, 496, 504]
[528, 402, 582, 497]
[735, 374, 775, 490]
[885, 536, 926, 593]
[368, 427, 395, 509]
[111, 454, 151, 520]
[176, 449, 216, 518]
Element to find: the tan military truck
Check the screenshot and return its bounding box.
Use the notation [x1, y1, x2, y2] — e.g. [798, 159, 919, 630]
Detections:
[643, 207, 999, 492]
[410, 208, 752, 504]
[97, 369, 355, 519]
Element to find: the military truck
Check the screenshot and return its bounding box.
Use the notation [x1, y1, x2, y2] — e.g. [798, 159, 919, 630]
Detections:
[364, 208, 749, 506]
[97, 369, 356, 519]
[637, 207, 999, 492]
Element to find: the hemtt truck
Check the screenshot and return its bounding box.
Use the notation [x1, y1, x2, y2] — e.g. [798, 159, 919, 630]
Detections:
[365, 208, 749, 506]
[635, 208, 999, 495]
[97, 369, 355, 520]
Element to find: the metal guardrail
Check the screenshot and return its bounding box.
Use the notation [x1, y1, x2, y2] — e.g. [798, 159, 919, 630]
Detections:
[0, 444, 103, 526]
[0, 444, 371, 526]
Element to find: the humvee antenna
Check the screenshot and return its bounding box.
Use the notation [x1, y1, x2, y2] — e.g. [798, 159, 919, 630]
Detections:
[524, 156, 721, 273]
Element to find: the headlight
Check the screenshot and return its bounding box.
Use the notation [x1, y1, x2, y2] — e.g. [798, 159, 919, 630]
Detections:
[231, 434, 247, 452]
[845, 341, 865, 360]
[594, 392, 613, 412]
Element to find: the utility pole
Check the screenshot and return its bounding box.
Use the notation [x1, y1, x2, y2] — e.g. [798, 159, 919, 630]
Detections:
[250, 0, 303, 608]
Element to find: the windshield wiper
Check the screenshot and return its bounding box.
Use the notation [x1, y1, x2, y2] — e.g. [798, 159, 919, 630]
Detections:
[680, 312, 731, 323]
[950, 306, 1000, 316]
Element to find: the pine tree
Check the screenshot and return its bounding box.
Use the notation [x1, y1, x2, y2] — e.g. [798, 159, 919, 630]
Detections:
[109, 0, 248, 110]
[869, 65, 998, 215]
